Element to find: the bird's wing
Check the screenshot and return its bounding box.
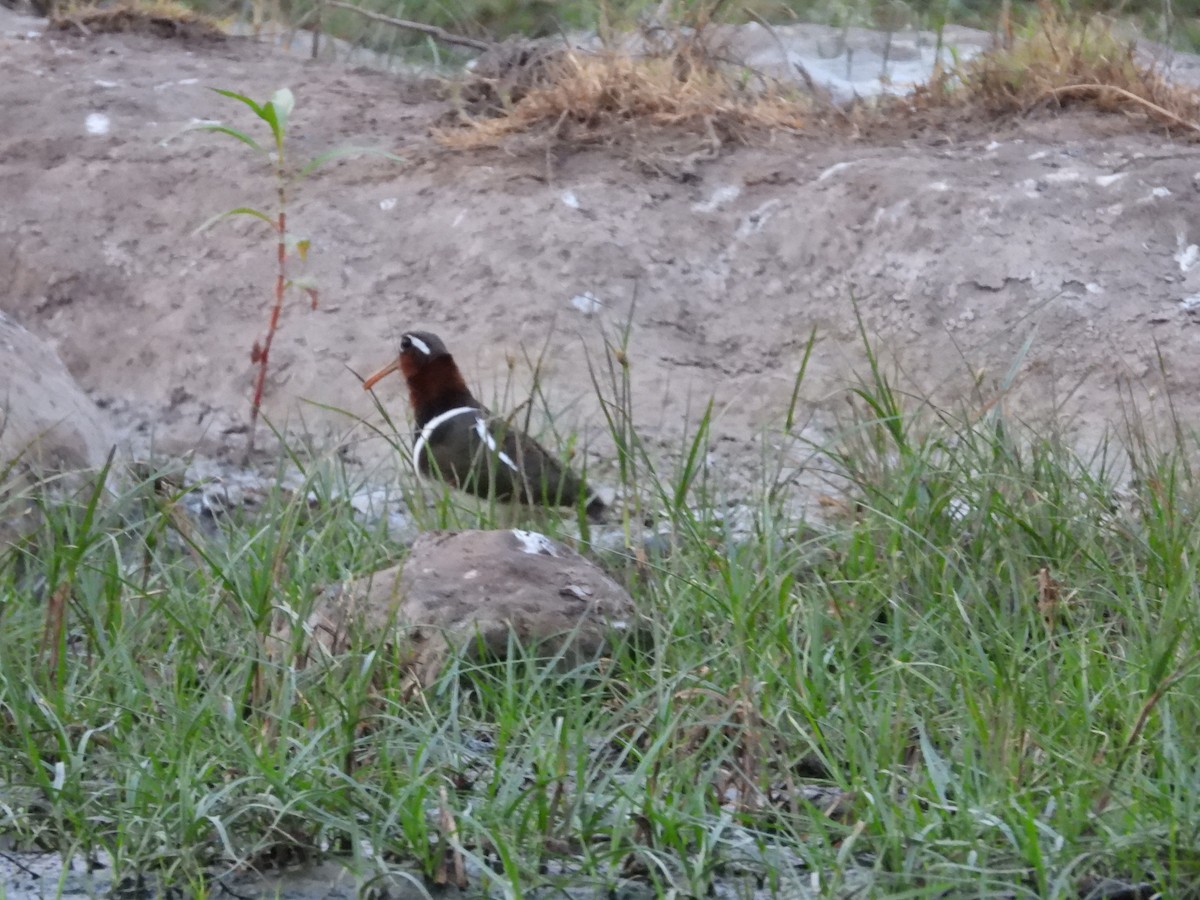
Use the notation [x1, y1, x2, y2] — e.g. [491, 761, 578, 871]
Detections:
[489, 418, 586, 508]
[417, 408, 525, 502]
[414, 407, 597, 512]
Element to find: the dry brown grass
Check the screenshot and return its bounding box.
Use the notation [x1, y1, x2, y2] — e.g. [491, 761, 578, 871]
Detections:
[919, 3, 1200, 134]
[438, 3, 1200, 155]
[49, 0, 226, 40]
[437, 39, 809, 151]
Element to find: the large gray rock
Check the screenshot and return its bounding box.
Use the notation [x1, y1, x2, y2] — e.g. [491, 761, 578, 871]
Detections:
[1, 311, 116, 547]
[284, 528, 640, 687]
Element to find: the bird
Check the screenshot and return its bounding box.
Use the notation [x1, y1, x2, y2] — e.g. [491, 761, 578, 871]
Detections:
[363, 331, 607, 522]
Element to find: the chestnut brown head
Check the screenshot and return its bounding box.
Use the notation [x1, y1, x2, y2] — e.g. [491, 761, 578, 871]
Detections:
[363, 331, 477, 426]
[362, 331, 451, 390]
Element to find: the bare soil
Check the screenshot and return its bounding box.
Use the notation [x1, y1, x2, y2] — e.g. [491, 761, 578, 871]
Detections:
[4, 9, 1200, 510]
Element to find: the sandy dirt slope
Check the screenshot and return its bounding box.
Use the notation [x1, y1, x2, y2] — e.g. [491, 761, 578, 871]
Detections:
[3, 10, 1200, 508]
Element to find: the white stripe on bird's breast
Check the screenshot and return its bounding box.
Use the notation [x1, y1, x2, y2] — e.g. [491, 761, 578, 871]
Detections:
[411, 406, 520, 474]
[411, 406, 476, 472]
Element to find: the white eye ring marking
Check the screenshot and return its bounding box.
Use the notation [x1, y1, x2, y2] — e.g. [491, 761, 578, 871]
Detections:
[406, 335, 431, 355]
[410, 406, 519, 474]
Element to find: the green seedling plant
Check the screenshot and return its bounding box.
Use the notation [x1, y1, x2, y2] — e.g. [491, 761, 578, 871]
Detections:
[194, 87, 400, 460]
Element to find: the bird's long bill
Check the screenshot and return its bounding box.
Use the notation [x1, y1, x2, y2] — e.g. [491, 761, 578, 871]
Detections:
[362, 358, 403, 391]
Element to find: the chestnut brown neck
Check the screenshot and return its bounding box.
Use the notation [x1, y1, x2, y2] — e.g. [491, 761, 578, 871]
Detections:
[405, 356, 480, 427]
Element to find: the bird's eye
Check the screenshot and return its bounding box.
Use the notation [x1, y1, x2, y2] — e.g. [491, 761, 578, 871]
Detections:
[400, 335, 412, 350]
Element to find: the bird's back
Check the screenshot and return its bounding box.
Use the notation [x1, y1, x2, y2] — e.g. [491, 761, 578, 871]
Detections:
[417, 411, 599, 516]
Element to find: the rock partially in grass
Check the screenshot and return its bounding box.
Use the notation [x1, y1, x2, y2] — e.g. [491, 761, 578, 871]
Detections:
[1, 312, 116, 549]
[292, 528, 640, 686]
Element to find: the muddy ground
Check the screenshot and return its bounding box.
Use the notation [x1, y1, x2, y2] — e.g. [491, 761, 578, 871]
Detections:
[3, 7, 1200, 515]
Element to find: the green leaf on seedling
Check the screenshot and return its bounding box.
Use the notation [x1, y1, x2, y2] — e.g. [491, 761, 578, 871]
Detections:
[261, 88, 294, 149]
[211, 88, 265, 119]
[193, 206, 276, 235]
[286, 236, 311, 260]
[300, 146, 406, 177]
[189, 124, 267, 156]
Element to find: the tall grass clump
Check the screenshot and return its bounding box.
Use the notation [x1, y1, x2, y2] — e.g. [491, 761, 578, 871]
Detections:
[437, 14, 810, 151]
[931, 1, 1200, 132]
[46, 0, 227, 37]
[2, 331, 1200, 896]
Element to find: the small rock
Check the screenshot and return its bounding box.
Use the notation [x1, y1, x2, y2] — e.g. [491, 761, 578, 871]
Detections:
[289, 529, 640, 686]
[1, 313, 117, 549]
[85, 112, 110, 135]
[569, 291, 603, 316]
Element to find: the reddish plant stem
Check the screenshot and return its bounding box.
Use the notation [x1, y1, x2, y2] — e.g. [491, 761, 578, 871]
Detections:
[246, 174, 288, 458]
